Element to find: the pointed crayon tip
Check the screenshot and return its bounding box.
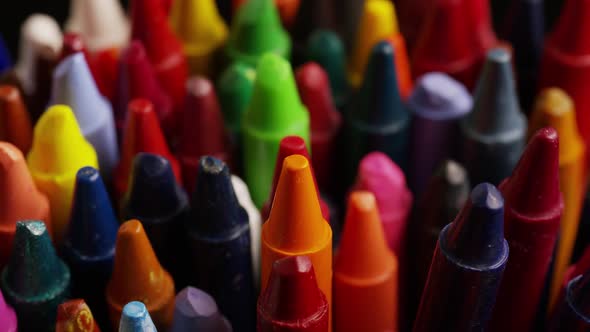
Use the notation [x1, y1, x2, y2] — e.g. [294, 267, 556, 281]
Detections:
[170, 287, 232, 332]
[0, 85, 33, 154]
[119, 301, 157, 332]
[56, 299, 101, 332]
[216, 62, 256, 133]
[0, 290, 16, 332]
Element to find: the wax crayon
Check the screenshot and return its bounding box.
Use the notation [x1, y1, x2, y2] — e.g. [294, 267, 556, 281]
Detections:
[242, 53, 309, 207]
[257, 256, 329, 332]
[261, 155, 332, 326]
[343, 41, 410, 190]
[51, 53, 119, 179]
[131, 0, 189, 110]
[118, 301, 158, 332]
[170, 0, 228, 76]
[295, 63, 342, 193]
[113, 99, 181, 201]
[1, 221, 71, 331]
[62, 167, 118, 328]
[186, 156, 256, 331]
[27, 105, 98, 244]
[490, 128, 563, 331]
[306, 30, 350, 110]
[529, 89, 587, 310]
[232, 0, 300, 30]
[170, 287, 232, 332]
[347, 0, 412, 98]
[231, 174, 262, 287]
[178, 77, 231, 194]
[412, 0, 497, 90]
[0, 290, 16, 332]
[539, 0, 590, 148]
[225, 0, 291, 67]
[114, 41, 174, 138]
[58, 33, 100, 89]
[0, 85, 32, 153]
[121, 153, 190, 288]
[290, 0, 335, 66]
[413, 183, 509, 331]
[65, 0, 129, 52]
[106, 220, 175, 330]
[334, 191, 398, 332]
[14, 14, 62, 122]
[0, 35, 10, 73]
[460, 48, 526, 186]
[502, 0, 544, 112]
[261, 136, 330, 222]
[549, 272, 590, 331]
[408, 73, 472, 196]
[56, 299, 101, 332]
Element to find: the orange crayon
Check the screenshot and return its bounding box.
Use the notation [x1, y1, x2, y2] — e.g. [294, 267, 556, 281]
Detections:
[0, 85, 32, 154]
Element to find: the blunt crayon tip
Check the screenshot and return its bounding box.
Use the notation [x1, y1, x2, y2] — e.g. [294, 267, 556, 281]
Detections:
[409, 72, 472, 118]
[119, 301, 157, 332]
[444, 160, 469, 186]
[56, 299, 100, 332]
[0, 85, 33, 153]
[171, 287, 232, 332]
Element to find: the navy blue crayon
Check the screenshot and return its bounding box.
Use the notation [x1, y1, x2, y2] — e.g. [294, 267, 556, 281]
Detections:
[62, 166, 118, 330]
[186, 156, 256, 332]
[460, 48, 526, 186]
[413, 183, 509, 331]
[121, 153, 190, 289]
[549, 272, 590, 331]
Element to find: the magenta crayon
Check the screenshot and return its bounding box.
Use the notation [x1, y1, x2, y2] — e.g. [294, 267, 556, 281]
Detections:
[0, 290, 16, 332]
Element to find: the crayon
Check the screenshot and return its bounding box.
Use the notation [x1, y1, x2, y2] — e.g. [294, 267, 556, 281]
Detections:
[501, 0, 544, 112]
[347, 0, 412, 98]
[334, 191, 398, 332]
[121, 153, 190, 289]
[130, 0, 189, 110]
[1, 221, 71, 331]
[56, 299, 101, 332]
[549, 272, 590, 331]
[232, 0, 301, 28]
[106, 220, 175, 330]
[27, 105, 99, 244]
[113, 99, 181, 201]
[0, 34, 11, 73]
[186, 156, 256, 331]
[62, 167, 118, 328]
[306, 30, 350, 110]
[490, 128, 563, 331]
[225, 0, 291, 67]
[290, 0, 335, 66]
[529, 89, 587, 310]
[261, 136, 330, 222]
[58, 33, 104, 96]
[169, 0, 228, 76]
[295, 62, 342, 193]
[118, 301, 158, 332]
[413, 183, 509, 331]
[0, 290, 16, 332]
[460, 48, 526, 186]
[231, 174, 262, 288]
[261, 154, 332, 327]
[114, 41, 174, 139]
[257, 256, 329, 332]
[242, 53, 309, 207]
[51, 53, 119, 179]
[539, 0, 590, 148]
[170, 287, 232, 332]
[14, 14, 62, 122]
[407, 73, 472, 196]
[65, 0, 129, 52]
[178, 77, 231, 194]
[88, 48, 120, 102]
[342, 41, 410, 188]
[0, 85, 32, 154]
[411, 0, 497, 90]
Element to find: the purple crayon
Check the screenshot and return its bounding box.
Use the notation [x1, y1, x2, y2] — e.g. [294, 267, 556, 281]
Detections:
[408, 73, 472, 197]
[170, 287, 232, 332]
[0, 290, 17, 332]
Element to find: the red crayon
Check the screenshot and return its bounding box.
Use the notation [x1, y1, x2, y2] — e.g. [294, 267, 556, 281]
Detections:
[295, 62, 341, 193]
[490, 128, 563, 331]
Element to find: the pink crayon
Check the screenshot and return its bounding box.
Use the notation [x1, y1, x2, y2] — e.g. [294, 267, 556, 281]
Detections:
[0, 290, 17, 332]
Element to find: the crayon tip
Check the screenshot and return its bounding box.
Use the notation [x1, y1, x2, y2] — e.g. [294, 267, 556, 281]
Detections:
[502, 127, 562, 216]
[258, 256, 328, 324]
[171, 287, 232, 332]
[0, 290, 16, 332]
[444, 183, 508, 265]
[216, 62, 256, 133]
[119, 301, 157, 332]
[0, 85, 33, 153]
[56, 299, 100, 332]
[408, 72, 472, 118]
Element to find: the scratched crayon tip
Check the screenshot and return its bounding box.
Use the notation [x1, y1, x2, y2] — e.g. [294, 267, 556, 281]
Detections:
[119, 301, 157, 332]
[56, 299, 100, 332]
[409, 72, 472, 118]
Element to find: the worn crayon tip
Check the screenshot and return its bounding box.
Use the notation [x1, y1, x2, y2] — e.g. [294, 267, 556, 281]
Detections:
[409, 72, 472, 118]
[0, 85, 33, 153]
[56, 299, 100, 332]
[119, 301, 157, 332]
[170, 287, 232, 332]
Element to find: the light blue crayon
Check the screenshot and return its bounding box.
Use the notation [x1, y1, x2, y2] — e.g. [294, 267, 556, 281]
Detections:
[119, 301, 157, 332]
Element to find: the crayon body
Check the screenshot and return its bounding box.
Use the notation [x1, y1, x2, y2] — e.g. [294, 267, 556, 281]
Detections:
[170, 287, 232, 332]
[118, 301, 158, 332]
[56, 299, 101, 332]
[0, 85, 32, 154]
[549, 272, 590, 331]
[413, 183, 509, 331]
[58, 33, 106, 99]
[0, 291, 16, 332]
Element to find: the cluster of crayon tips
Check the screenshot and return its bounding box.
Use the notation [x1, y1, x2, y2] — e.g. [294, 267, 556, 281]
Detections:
[0, 0, 589, 331]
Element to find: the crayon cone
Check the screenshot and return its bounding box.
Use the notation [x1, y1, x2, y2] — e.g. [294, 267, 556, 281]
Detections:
[0, 85, 32, 154]
[0, 290, 16, 332]
[56, 299, 101, 332]
[118, 301, 158, 332]
[170, 287, 232, 332]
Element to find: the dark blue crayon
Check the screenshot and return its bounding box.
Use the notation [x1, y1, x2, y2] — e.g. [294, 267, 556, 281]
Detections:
[460, 48, 527, 186]
[121, 152, 190, 289]
[62, 166, 118, 330]
[0, 34, 11, 73]
[186, 156, 256, 332]
[413, 183, 509, 331]
[549, 272, 590, 331]
[1, 221, 71, 331]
